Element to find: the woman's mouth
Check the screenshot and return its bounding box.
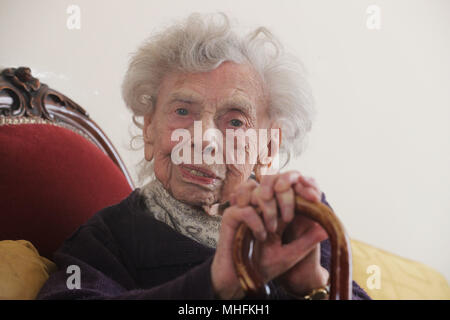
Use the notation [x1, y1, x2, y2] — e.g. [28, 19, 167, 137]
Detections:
[179, 164, 220, 185]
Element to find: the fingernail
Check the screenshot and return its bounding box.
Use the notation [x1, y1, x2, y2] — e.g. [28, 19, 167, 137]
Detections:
[315, 192, 322, 202]
[309, 188, 321, 202]
[259, 231, 267, 241]
[283, 208, 294, 223]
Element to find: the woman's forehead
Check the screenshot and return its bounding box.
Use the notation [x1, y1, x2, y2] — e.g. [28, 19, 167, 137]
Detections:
[160, 62, 265, 102]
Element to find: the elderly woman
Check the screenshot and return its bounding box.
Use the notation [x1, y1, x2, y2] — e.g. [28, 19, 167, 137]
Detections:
[37, 13, 369, 300]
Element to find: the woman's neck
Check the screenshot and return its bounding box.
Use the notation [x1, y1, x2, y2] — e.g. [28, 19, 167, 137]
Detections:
[139, 178, 222, 248]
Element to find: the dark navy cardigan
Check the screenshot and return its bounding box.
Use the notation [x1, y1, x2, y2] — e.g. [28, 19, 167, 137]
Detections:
[37, 189, 371, 300]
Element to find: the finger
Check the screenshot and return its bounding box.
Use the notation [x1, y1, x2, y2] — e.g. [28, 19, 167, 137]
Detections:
[275, 188, 295, 223]
[222, 206, 267, 242]
[259, 174, 278, 201]
[294, 184, 321, 203]
[293, 213, 329, 241]
[283, 214, 314, 241]
[275, 218, 289, 237]
[273, 171, 301, 193]
[260, 198, 278, 233]
[297, 175, 319, 190]
[280, 223, 328, 265]
[251, 187, 278, 233]
[229, 192, 237, 206]
[235, 180, 258, 207]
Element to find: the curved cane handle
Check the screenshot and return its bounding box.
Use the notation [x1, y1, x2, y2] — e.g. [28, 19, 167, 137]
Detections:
[232, 195, 353, 300]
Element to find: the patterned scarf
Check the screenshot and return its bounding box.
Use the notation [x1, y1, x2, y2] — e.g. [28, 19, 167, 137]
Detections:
[139, 178, 222, 248]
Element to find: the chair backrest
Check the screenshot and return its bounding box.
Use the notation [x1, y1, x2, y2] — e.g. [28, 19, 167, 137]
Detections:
[0, 67, 135, 258]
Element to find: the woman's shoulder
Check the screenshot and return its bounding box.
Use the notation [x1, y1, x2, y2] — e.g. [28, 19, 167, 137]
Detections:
[85, 188, 147, 226]
[59, 189, 147, 247]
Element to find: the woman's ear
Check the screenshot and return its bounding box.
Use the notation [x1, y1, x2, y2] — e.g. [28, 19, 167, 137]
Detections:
[143, 113, 155, 162]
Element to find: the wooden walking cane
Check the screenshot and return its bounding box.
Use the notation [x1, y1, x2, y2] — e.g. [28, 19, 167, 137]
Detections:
[231, 174, 353, 300]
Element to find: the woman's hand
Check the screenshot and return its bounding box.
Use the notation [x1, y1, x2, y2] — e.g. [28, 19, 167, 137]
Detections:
[211, 171, 329, 299]
[272, 174, 329, 297]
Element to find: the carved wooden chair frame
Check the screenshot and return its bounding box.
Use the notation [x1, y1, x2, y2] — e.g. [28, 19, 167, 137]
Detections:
[0, 66, 134, 189]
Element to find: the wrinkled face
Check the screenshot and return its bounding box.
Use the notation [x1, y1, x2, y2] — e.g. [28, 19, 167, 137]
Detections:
[143, 61, 271, 209]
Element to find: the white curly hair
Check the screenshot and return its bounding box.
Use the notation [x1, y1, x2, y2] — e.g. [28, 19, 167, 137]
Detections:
[122, 12, 315, 186]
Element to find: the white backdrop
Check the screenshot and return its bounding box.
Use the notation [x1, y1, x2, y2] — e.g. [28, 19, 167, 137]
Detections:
[1, 0, 449, 281]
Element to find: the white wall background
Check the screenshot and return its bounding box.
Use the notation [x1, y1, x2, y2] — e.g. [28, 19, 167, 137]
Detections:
[1, 0, 449, 281]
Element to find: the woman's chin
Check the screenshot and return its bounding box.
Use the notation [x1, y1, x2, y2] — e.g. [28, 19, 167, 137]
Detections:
[170, 182, 221, 208]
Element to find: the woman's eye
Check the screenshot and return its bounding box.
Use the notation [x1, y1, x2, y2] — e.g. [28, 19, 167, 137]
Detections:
[175, 108, 189, 116]
[229, 119, 243, 127]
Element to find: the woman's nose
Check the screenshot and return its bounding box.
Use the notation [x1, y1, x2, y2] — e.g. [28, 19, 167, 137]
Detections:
[189, 117, 221, 161]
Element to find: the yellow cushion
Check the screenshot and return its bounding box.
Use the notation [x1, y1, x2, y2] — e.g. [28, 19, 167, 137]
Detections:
[1, 238, 448, 300]
[351, 239, 450, 300]
[0, 240, 57, 300]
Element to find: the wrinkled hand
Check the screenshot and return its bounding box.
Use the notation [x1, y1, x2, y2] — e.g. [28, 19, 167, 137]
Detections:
[211, 171, 329, 299]
[272, 174, 329, 297]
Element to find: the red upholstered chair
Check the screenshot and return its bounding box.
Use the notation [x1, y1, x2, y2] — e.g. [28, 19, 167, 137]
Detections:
[1, 68, 449, 300]
[0, 67, 134, 259]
